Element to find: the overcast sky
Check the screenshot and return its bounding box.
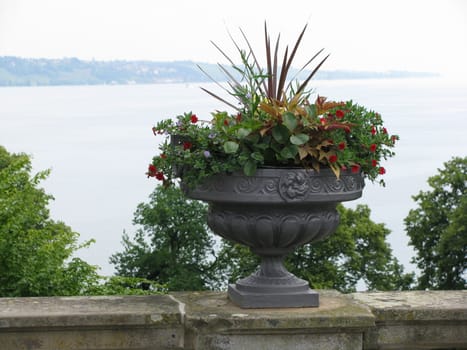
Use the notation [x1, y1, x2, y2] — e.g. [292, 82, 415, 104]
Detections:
[1, 0, 466, 78]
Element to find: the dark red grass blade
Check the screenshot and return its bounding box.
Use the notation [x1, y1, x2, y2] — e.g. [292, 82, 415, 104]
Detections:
[265, 22, 273, 99]
[296, 54, 330, 95]
[276, 46, 289, 101]
[272, 33, 280, 100]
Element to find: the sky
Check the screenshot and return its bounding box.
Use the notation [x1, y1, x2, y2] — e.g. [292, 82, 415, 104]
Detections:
[1, 0, 467, 79]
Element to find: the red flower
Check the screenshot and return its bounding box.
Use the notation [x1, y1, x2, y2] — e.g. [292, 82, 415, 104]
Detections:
[183, 141, 192, 150]
[371, 126, 377, 135]
[379, 167, 386, 175]
[382, 127, 388, 134]
[155, 172, 165, 181]
[320, 117, 327, 125]
[370, 143, 377, 152]
[335, 109, 345, 119]
[160, 153, 167, 159]
[190, 114, 198, 123]
[351, 164, 360, 173]
[338, 141, 346, 150]
[391, 135, 398, 144]
[371, 159, 378, 167]
[329, 155, 338, 163]
[147, 164, 157, 178]
[236, 113, 242, 122]
[224, 119, 229, 126]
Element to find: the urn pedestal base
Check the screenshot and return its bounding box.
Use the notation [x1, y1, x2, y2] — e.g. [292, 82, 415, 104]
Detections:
[228, 284, 319, 308]
[227, 255, 319, 308]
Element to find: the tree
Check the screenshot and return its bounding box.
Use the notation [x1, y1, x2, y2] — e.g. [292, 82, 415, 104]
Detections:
[110, 185, 217, 291]
[0, 146, 101, 297]
[217, 204, 413, 292]
[405, 156, 466, 290]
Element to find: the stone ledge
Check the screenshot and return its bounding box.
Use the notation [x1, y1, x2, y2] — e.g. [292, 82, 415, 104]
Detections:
[174, 290, 374, 331]
[0, 291, 466, 350]
[352, 290, 467, 350]
[0, 295, 182, 329]
[0, 295, 184, 349]
[174, 290, 374, 350]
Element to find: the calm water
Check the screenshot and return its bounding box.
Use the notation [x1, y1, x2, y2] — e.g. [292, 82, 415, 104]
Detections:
[1, 78, 466, 277]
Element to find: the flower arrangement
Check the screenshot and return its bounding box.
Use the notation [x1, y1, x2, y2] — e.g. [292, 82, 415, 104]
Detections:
[148, 24, 398, 188]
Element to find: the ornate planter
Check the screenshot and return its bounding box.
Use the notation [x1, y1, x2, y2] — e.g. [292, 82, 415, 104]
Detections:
[186, 167, 364, 308]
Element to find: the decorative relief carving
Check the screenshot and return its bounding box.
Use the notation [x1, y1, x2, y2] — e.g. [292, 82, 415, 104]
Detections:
[279, 171, 309, 202]
[326, 178, 346, 192]
[341, 173, 363, 191]
[188, 168, 364, 204]
[234, 177, 278, 195]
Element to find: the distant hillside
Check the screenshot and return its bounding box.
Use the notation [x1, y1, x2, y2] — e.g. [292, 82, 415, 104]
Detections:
[0, 56, 438, 87]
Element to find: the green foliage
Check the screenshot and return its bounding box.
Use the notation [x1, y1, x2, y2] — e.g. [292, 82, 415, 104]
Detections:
[88, 276, 167, 296]
[0, 146, 101, 296]
[110, 185, 218, 291]
[405, 156, 467, 290]
[150, 100, 397, 189]
[216, 204, 413, 292]
[0, 145, 165, 297]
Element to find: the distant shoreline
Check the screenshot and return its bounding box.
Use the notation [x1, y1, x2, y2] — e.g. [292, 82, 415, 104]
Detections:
[0, 56, 439, 87]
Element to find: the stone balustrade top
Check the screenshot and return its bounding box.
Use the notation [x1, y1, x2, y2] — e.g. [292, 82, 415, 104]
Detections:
[0, 290, 466, 350]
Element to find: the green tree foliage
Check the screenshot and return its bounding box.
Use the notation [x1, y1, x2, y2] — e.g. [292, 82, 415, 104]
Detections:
[217, 204, 414, 292]
[405, 156, 466, 290]
[87, 276, 166, 296]
[0, 146, 102, 297]
[110, 186, 217, 291]
[0, 146, 166, 297]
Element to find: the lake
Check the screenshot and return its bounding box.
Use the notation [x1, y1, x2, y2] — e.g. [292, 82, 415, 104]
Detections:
[1, 78, 466, 277]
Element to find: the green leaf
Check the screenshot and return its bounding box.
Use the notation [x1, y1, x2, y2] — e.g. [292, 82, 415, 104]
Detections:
[272, 124, 289, 144]
[280, 145, 298, 159]
[290, 133, 309, 145]
[282, 112, 298, 132]
[223, 141, 239, 154]
[253, 142, 269, 150]
[237, 128, 252, 138]
[243, 159, 257, 176]
[251, 152, 264, 162]
[270, 140, 282, 153]
[245, 133, 260, 144]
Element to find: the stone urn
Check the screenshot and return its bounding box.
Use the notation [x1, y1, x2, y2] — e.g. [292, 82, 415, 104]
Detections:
[186, 167, 364, 308]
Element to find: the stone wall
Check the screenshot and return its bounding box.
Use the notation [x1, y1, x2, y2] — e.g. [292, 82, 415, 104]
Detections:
[0, 290, 465, 350]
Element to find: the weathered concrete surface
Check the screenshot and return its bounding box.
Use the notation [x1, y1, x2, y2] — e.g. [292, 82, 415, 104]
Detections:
[0, 291, 466, 350]
[173, 290, 375, 350]
[0, 295, 183, 349]
[352, 290, 467, 350]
